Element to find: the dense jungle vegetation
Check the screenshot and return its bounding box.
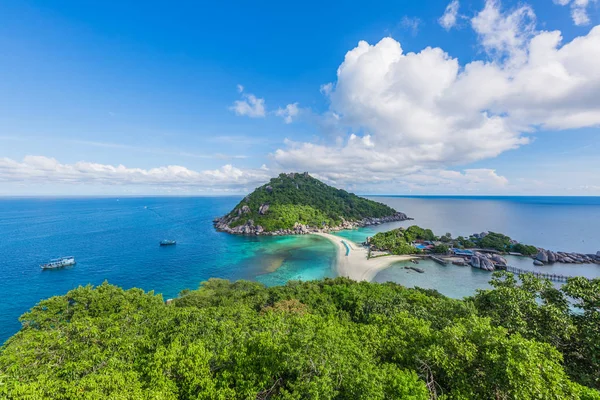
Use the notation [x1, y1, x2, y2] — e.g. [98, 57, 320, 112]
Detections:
[1, 273, 599, 399]
[370, 226, 539, 256]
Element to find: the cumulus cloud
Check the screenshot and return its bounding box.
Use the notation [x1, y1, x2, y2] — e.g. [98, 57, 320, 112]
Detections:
[275, 103, 300, 124]
[439, 0, 461, 30]
[471, 0, 536, 65]
[0, 156, 270, 190]
[554, 0, 598, 26]
[273, 0, 600, 185]
[230, 86, 266, 118]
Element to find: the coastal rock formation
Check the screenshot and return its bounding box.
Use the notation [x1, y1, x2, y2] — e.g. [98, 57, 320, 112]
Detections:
[532, 248, 599, 265]
[213, 212, 411, 236]
[470, 252, 495, 271]
[536, 250, 549, 263]
[491, 255, 508, 267]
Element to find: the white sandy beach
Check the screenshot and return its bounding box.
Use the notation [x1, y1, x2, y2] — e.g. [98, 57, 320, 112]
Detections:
[312, 232, 416, 281]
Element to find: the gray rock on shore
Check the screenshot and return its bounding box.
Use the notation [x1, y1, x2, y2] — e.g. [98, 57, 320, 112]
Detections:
[213, 211, 412, 236]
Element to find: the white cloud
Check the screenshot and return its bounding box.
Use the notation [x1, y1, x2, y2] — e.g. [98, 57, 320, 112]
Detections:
[273, 0, 600, 185]
[439, 0, 461, 30]
[471, 0, 536, 65]
[320, 83, 333, 95]
[230, 86, 266, 118]
[275, 103, 300, 124]
[400, 16, 422, 36]
[0, 156, 270, 190]
[554, 0, 598, 26]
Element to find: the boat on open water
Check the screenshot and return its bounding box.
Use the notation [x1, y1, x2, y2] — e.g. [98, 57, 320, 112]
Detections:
[160, 240, 176, 246]
[40, 256, 76, 270]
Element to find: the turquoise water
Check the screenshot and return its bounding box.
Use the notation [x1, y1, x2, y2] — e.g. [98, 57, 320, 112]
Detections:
[1, 196, 600, 343]
[0, 197, 335, 343]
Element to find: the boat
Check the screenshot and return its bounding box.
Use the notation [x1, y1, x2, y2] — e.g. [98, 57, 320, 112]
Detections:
[40, 256, 76, 270]
[160, 240, 176, 246]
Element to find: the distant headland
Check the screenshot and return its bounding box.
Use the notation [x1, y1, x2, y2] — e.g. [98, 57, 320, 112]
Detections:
[213, 172, 411, 235]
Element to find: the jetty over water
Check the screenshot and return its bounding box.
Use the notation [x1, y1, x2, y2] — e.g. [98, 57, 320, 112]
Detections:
[504, 265, 584, 282]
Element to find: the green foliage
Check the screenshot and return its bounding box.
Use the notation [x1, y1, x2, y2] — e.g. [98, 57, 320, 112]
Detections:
[225, 173, 398, 231]
[370, 228, 417, 255]
[511, 242, 539, 256]
[1, 277, 599, 399]
[473, 272, 600, 391]
[253, 204, 335, 231]
[432, 244, 450, 254]
[471, 232, 538, 254]
[403, 225, 437, 242]
[475, 232, 512, 252]
[370, 225, 439, 255]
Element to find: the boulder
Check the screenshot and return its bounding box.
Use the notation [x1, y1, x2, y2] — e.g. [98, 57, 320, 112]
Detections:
[481, 258, 495, 271]
[470, 256, 481, 268]
[533, 260, 544, 266]
[258, 204, 270, 215]
[238, 205, 251, 216]
[491, 255, 507, 266]
[536, 250, 549, 263]
[547, 251, 557, 263]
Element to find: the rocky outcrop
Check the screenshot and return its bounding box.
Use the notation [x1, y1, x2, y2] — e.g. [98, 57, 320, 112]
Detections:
[536, 250, 549, 263]
[470, 252, 496, 271]
[213, 212, 412, 236]
[491, 255, 508, 267]
[238, 205, 250, 216]
[532, 248, 599, 265]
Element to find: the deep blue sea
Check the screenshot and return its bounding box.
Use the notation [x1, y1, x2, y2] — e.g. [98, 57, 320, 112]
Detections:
[1, 195, 599, 343]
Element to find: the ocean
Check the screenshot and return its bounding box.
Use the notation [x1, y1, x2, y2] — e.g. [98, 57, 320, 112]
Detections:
[1, 195, 599, 343]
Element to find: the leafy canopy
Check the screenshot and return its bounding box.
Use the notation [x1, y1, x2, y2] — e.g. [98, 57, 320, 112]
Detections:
[2, 276, 599, 399]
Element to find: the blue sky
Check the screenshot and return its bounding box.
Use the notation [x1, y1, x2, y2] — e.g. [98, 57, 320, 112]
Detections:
[0, 0, 599, 195]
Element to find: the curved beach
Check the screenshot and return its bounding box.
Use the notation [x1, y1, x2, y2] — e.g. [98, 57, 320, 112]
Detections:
[312, 232, 416, 281]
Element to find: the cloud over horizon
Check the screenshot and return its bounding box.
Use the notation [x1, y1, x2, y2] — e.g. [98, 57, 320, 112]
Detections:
[273, 0, 600, 185]
[0, 156, 270, 191]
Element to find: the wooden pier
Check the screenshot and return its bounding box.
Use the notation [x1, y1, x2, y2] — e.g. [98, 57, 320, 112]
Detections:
[430, 256, 448, 266]
[504, 266, 581, 282]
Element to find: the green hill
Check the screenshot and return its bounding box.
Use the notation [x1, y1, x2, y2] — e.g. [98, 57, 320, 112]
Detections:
[1, 276, 599, 398]
[214, 172, 409, 234]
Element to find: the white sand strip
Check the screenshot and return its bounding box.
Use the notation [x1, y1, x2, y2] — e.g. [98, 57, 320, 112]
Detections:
[312, 232, 416, 281]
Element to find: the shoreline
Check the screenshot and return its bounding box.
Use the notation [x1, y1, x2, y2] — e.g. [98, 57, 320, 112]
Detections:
[312, 232, 416, 281]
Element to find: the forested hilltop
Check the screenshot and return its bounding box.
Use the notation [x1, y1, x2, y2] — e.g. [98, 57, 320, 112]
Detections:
[1, 275, 599, 399]
[213, 172, 410, 234]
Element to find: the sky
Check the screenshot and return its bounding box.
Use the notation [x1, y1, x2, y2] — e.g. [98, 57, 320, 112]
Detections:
[0, 0, 599, 196]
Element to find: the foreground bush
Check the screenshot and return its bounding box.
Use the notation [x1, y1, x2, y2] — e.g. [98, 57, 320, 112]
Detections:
[1, 275, 599, 399]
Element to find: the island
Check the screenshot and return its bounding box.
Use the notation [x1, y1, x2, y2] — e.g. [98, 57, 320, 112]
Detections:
[366, 226, 600, 275]
[213, 172, 411, 235]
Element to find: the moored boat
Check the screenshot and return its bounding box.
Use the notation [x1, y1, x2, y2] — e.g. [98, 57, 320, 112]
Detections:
[41, 256, 76, 270]
[160, 240, 176, 246]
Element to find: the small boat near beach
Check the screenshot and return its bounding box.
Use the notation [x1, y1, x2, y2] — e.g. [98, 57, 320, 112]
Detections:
[160, 240, 176, 246]
[405, 266, 425, 273]
[41, 256, 76, 270]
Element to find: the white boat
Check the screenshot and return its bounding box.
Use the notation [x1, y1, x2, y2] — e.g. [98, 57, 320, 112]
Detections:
[41, 256, 76, 270]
